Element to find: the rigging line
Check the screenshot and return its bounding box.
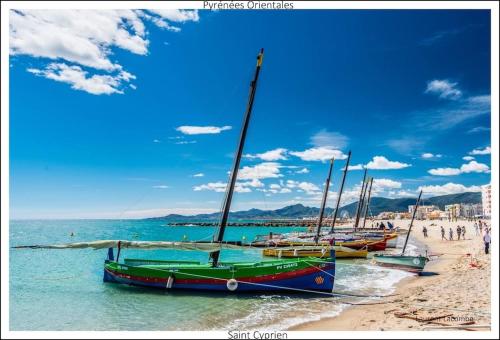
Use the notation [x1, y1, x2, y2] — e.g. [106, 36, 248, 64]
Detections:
[303, 260, 335, 278]
[116, 188, 150, 222]
[158, 268, 395, 299]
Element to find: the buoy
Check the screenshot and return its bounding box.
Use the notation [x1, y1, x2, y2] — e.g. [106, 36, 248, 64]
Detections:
[226, 279, 238, 291]
[166, 276, 175, 289]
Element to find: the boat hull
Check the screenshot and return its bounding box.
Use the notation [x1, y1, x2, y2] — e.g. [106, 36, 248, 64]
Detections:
[263, 247, 367, 259]
[103, 256, 335, 293]
[373, 255, 428, 273]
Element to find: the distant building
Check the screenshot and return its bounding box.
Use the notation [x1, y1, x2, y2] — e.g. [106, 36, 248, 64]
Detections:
[460, 203, 483, 218]
[445, 204, 461, 220]
[408, 204, 439, 219]
[482, 184, 491, 218]
[377, 211, 395, 219]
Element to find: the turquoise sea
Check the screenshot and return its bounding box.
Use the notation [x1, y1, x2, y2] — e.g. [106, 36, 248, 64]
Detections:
[9, 220, 413, 331]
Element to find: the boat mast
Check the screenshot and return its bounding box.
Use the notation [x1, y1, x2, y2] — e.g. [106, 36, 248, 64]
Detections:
[329, 151, 351, 234]
[361, 177, 374, 229]
[210, 48, 264, 266]
[401, 190, 423, 256]
[354, 168, 368, 231]
[315, 158, 334, 243]
[356, 177, 370, 230]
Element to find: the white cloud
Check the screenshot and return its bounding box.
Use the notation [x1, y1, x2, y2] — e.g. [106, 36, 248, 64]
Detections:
[10, 9, 198, 94]
[290, 147, 347, 161]
[467, 126, 490, 134]
[425, 79, 462, 100]
[296, 168, 309, 174]
[372, 178, 402, 190]
[310, 129, 348, 149]
[193, 181, 252, 193]
[469, 146, 491, 155]
[343, 164, 364, 171]
[428, 167, 461, 176]
[152, 185, 169, 189]
[269, 184, 281, 190]
[418, 182, 482, 196]
[245, 148, 288, 161]
[193, 182, 226, 192]
[279, 188, 292, 194]
[176, 125, 232, 135]
[365, 156, 411, 170]
[147, 9, 200, 23]
[393, 190, 416, 198]
[460, 161, 490, 173]
[175, 140, 197, 145]
[27, 63, 134, 95]
[238, 162, 282, 180]
[428, 160, 490, 176]
[285, 180, 321, 195]
[193, 173, 204, 177]
[421, 153, 442, 159]
[240, 179, 265, 188]
[153, 139, 161, 143]
[462, 156, 475, 161]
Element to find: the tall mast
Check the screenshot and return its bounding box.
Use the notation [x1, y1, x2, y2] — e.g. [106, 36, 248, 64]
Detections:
[330, 151, 351, 234]
[401, 190, 423, 255]
[361, 177, 374, 229]
[356, 177, 370, 231]
[315, 158, 334, 243]
[353, 167, 368, 231]
[210, 48, 264, 266]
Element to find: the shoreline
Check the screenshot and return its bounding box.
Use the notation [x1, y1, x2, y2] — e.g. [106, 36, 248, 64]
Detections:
[289, 219, 491, 331]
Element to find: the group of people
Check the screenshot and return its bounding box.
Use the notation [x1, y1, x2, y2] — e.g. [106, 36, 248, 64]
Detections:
[433, 220, 491, 254]
[438, 225, 467, 241]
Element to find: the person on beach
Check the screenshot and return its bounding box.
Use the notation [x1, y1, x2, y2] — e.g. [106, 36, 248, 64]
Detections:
[483, 230, 491, 254]
[441, 226, 446, 240]
[456, 225, 461, 240]
[422, 226, 428, 238]
[462, 226, 466, 239]
[449, 228, 453, 241]
[479, 222, 483, 235]
[475, 222, 479, 236]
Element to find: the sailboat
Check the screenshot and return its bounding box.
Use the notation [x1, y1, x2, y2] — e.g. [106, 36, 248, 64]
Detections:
[262, 158, 368, 259]
[373, 190, 429, 273]
[16, 49, 336, 293]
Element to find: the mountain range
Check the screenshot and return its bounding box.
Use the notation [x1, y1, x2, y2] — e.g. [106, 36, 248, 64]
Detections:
[145, 192, 481, 221]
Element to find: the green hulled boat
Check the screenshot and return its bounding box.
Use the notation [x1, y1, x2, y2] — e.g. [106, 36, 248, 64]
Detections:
[373, 190, 429, 273]
[17, 49, 336, 294]
[372, 255, 429, 273]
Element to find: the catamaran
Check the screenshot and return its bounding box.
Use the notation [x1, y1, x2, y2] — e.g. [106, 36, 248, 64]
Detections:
[16, 49, 336, 293]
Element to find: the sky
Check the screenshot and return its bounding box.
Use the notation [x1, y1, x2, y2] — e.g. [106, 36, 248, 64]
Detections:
[9, 9, 492, 219]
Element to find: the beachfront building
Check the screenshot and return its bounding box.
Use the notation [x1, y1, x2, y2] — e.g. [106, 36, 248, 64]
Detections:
[408, 204, 439, 219]
[460, 203, 483, 218]
[377, 211, 395, 219]
[445, 204, 461, 221]
[482, 184, 491, 218]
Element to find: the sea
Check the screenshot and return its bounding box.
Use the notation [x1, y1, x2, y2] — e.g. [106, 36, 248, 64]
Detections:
[9, 219, 416, 331]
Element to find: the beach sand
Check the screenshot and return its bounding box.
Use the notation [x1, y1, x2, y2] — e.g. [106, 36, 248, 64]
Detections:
[290, 219, 491, 331]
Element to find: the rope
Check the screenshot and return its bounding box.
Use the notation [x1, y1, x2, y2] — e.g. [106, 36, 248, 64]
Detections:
[156, 267, 397, 298]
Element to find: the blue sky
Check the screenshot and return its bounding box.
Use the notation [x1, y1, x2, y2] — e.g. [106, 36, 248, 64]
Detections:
[9, 9, 491, 219]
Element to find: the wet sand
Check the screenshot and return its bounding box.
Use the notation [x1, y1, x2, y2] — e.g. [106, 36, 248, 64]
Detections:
[290, 219, 491, 331]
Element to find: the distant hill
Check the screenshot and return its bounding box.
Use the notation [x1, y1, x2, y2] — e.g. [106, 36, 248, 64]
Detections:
[145, 192, 481, 221]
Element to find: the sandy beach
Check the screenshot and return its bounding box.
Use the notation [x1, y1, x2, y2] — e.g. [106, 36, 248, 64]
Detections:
[291, 219, 492, 331]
